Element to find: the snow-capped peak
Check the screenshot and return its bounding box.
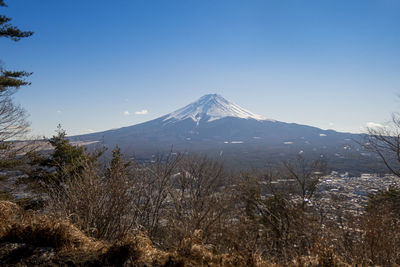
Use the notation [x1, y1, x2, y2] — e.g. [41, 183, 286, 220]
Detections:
[163, 94, 273, 124]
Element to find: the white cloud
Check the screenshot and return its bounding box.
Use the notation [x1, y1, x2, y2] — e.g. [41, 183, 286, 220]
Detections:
[366, 122, 383, 129]
[123, 111, 130, 116]
[57, 110, 62, 114]
[83, 129, 95, 134]
[328, 122, 334, 126]
[135, 109, 148, 115]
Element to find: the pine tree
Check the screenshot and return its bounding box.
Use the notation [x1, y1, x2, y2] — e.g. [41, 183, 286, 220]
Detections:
[106, 146, 130, 180]
[28, 125, 104, 187]
[0, 0, 33, 169]
[0, 0, 33, 143]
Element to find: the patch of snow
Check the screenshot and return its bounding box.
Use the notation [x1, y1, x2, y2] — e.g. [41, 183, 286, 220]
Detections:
[163, 94, 275, 124]
[319, 133, 327, 137]
[71, 141, 100, 146]
[231, 141, 243, 144]
[284, 142, 293, 145]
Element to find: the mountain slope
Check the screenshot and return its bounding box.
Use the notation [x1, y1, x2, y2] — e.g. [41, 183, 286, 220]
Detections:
[72, 94, 380, 173]
[163, 94, 268, 124]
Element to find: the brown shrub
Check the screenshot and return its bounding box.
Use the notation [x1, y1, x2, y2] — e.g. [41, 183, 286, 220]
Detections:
[0, 201, 20, 237]
[0, 201, 164, 266]
[165, 155, 233, 249]
[360, 207, 400, 265]
[15, 150, 400, 265]
[47, 159, 138, 241]
[0, 212, 103, 252]
[171, 229, 269, 267]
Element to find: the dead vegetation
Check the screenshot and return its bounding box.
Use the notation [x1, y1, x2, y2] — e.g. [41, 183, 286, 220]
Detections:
[0, 201, 261, 266]
[0, 201, 360, 267]
[2, 144, 400, 266]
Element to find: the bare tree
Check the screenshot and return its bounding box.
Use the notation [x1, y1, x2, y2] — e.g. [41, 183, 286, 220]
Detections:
[365, 113, 400, 177]
[135, 152, 183, 240]
[0, 81, 29, 142]
[0, 70, 32, 167]
[282, 155, 327, 210]
[0, 1, 33, 142]
[231, 156, 327, 262]
[166, 155, 231, 247]
[0, 1, 33, 167]
[48, 150, 137, 241]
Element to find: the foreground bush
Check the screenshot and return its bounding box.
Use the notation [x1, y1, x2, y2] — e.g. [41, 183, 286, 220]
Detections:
[9, 136, 400, 266]
[0, 201, 271, 266]
[3, 187, 400, 265]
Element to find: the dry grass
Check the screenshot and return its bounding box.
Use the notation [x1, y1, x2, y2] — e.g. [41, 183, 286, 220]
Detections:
[0, 201, 103, 252]
[5, 149, 400, 266]
[168, 229, 272, 267]
[0, 200, 19, 219]
[0, 200, 20, 237]
[292, 239, 350, 267]
[0, 200, 275, 266]
[0, 200, 385, 266]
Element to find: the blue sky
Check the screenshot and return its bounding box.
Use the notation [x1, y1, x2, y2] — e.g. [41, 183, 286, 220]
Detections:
[1, 0, 400, 136]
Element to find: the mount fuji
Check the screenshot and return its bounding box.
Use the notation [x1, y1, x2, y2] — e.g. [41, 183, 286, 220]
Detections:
[163, 94, 268, 124]
[72, 94, 379, 173]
